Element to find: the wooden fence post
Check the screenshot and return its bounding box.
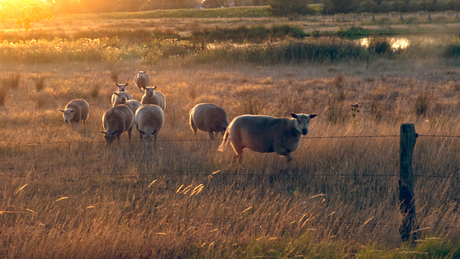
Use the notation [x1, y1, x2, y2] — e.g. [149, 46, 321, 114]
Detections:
[399, 123, 419, 242]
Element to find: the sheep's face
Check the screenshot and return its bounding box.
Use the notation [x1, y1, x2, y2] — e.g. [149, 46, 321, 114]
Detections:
[116, 83, 127, 92]
[60, 108, 75, 123]
[144, 86, 157, 96]
[290, 113, 317, 135]
[140, 130, 156, 149]
[100, 131, 117, 145]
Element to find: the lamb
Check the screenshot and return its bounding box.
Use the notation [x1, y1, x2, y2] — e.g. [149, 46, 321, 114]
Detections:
[111, 83, 132, 106]
[189, 103, 228, 139]
[219, 113, 317, 165]
[59, 99, 90, 127]
[134, 71, 150, 92]
[100, 104, 134, 145]
[135, 104, 164, 149]
[141, 86, 166, 110]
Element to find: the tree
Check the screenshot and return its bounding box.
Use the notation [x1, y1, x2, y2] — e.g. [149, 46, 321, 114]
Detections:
[202, 0, 226, 8]
[268, 0, 315, 16]
[0, 0, 52, 30]
[321, 0, 359, 14]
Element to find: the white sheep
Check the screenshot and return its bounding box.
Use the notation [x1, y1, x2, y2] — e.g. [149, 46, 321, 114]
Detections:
[111, 83, 132, 106]
[135, 104, 164, 149]
[134, 71, 150, 92]
[59, 99, 90, 127]
[219, 113, 317, 165]
[141, 86, 166, 110]
[189, 103, 228, 139]
[100, 104, 134, 145]
[112, 93, 141, 122]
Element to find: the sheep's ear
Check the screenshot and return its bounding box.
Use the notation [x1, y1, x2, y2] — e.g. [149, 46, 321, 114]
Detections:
[113, 92, 119, 95]
[309, 114, 318, 119]
[138, 129, 145, 134]
[59, 109, 65, 112]
[125, 83, 129, 86]
[153, 86, 157, 90]
[100, 131, 107, 134]
[290, 113, 297, 118]
[116, 83, 120, 87]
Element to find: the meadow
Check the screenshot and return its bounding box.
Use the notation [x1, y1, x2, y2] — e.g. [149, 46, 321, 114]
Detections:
[0, 10, 460, 259]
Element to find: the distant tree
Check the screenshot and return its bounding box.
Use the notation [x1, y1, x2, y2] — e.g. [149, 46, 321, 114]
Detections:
[321, 0, 359, 14]
[202, 0, 226, 8]
[0, 0, 52, 30]
[268, 0, 315, 16]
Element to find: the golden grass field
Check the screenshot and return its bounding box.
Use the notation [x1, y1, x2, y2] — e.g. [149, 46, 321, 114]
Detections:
[1, 57, 460, 257]
[0, 10, 460, 258]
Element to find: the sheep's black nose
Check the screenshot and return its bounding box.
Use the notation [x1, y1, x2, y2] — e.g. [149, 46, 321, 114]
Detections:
[302, 129, 308, 135]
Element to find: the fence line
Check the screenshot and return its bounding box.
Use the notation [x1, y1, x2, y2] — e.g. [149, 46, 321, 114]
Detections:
[2, 133, 460, 146]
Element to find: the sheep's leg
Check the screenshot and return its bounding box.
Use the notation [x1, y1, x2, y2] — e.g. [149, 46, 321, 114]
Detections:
[208, 131, 214, 140]
[128, 128, 132, 142]
[190, 119, 197, 136]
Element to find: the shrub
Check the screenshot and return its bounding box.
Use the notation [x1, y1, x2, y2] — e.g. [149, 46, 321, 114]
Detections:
[32, 75, 46, 92]
[268, 0, 316, 16]
[442, 36, 460, 58]
[0, 73, 21, 89]
[0, 87, 7, 105]
[367, 36, 391, 55]
[414, 91, 430, 116]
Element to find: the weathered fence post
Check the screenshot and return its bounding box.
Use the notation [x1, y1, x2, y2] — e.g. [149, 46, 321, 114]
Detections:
[399, 124, 419, 242]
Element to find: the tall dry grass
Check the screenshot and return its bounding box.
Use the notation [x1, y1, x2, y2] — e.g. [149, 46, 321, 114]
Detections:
[0, 59, 460, 258]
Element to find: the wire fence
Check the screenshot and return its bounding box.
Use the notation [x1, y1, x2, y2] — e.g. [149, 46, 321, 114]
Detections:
[1, 133, 460, 146]
[1, 133, 459, 179]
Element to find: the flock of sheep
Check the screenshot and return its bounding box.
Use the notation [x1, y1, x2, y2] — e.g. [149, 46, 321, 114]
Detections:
[59, 71, 317, 165]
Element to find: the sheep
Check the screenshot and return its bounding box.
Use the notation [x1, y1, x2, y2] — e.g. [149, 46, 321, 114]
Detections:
[100, 104, 134, 146]
[189, 103, 228, 139]
[141, 86, 166, 110]
[219, 113, 317, 165]
[111, 83, 132, 106]
[59, 99, 90, 127]
[112, 93, 141, 121]
[135, 104, 164, 149]
[134, 71, 150, 92]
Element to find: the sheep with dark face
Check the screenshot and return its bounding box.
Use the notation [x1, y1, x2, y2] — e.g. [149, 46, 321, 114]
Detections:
[141, 86, 165, 110]
[134, 71, 150, 92]
[100, 104, 134, 146]
[219, 113, 317, 165]
[189, 103, 228, 139]
[111, 83, 132, 106]
[135, 104, 164, 149]
[59, 99, 90, 127]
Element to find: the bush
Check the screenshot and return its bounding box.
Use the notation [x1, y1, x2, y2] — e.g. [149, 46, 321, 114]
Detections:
[367, 36, 391, 54]
[0, 73, 20, 89]
[414, 91, 430, 116]
[268, 0, 316, 16]
[442, 37, 460, 58]
[0, 87, 7, 105]
[32, 75, 46, 92]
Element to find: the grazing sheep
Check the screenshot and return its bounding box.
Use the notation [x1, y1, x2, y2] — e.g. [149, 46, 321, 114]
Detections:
[189, 103, 229, 139]
[134, 71, 150, 92]
[111, 83, 132, 106]
[59, 99, 90, 127]
[141, 86, 166, 110]
[219, 113, 317, 165]
[135, 104, 164, 149]
[100, 104, 134, 145]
